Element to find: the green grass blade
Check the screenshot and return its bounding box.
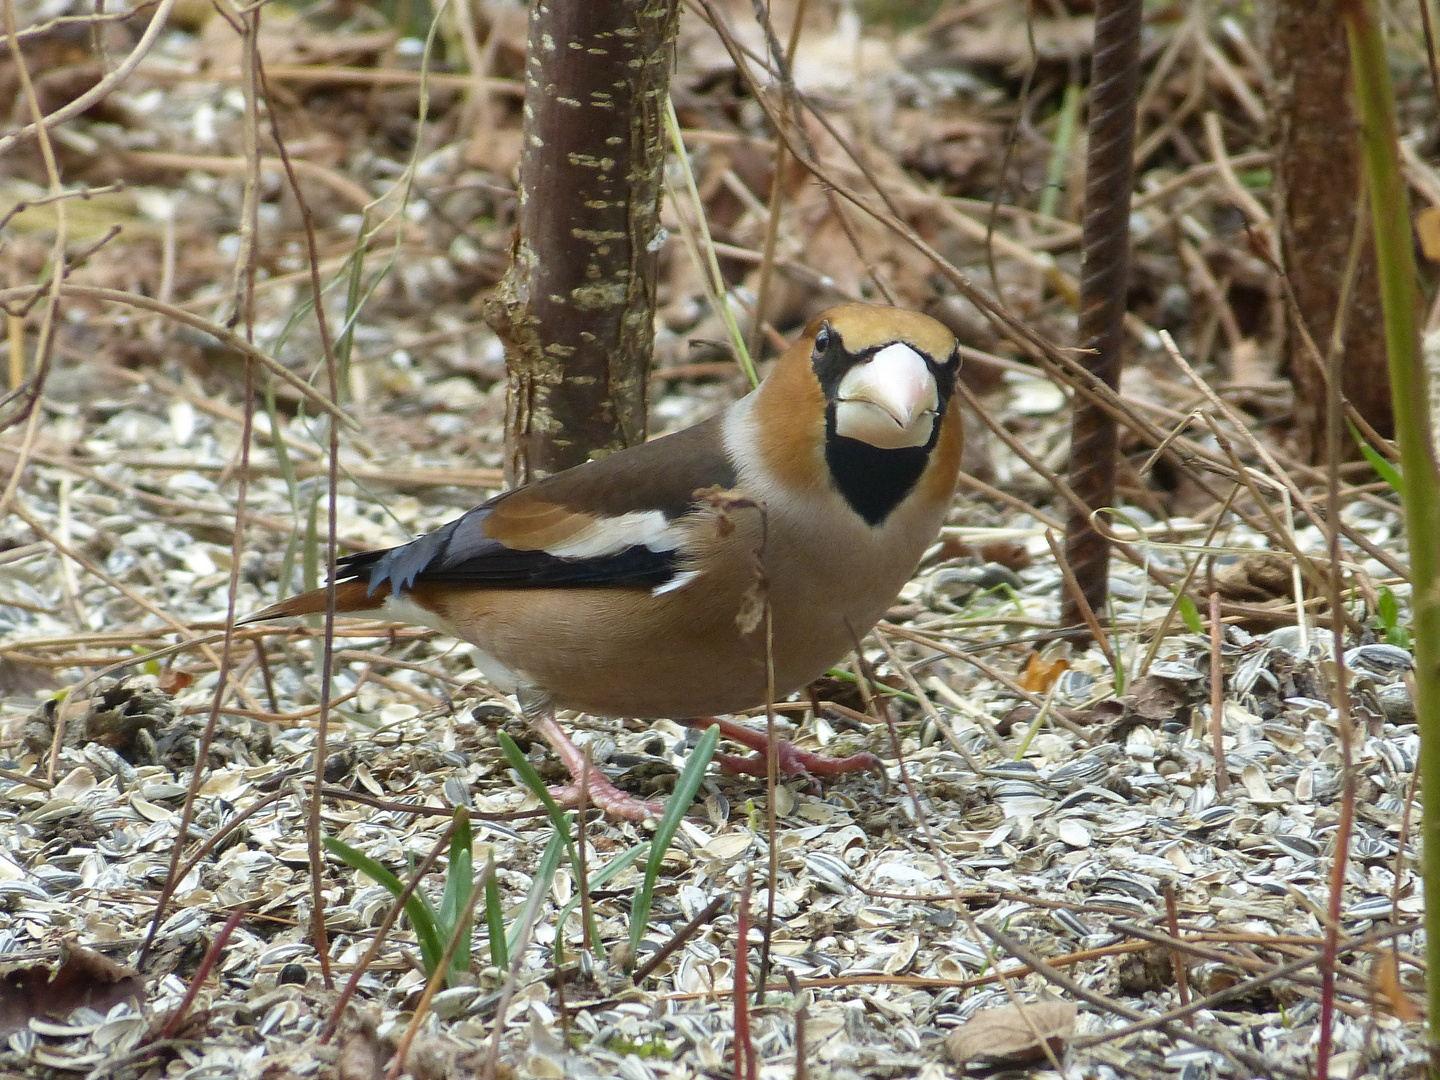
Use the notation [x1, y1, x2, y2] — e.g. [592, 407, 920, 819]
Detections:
[496, 731, 568, 824]
[1177, 594, 1204, 635]
[1348, 419, 1404, 495]
[483, 854, 507, 970]
[495, 731, 598, 946]
[629, 724, 718, 958]
[1038, 82, 1081, 222]
[1343, 0, 1440, 1057]
[265, 383, 304, 601]
[553, 840, 649, 961]
[301, 487, 321, 595]
[1378, 586, 1412, 649]
[323, 836, 444, 977]
[438, 808, 473, 929]
[663, 95, 756, 387]
[508, 828, 565, 958]
[437, 808, 474, 980]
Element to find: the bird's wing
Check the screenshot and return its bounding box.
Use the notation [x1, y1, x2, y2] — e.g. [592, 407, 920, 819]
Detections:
[344, 415, 737, 593]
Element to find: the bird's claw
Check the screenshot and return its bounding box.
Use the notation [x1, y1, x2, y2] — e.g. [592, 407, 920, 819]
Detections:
[547, 771, 664, 823]
[690, 717, 885, 782]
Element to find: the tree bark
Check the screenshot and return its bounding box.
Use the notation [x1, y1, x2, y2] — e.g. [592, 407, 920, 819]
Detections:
[485, 0, 678, 485]
[1268, 0, 1392, 462]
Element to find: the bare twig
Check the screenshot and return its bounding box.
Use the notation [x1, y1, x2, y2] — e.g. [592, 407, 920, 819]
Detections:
[0, 0, 180, 155]
[1208, 592, 1228, 796]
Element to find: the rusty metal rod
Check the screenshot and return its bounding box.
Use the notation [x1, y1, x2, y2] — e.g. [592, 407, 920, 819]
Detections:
[1062, 0, 1143, 635]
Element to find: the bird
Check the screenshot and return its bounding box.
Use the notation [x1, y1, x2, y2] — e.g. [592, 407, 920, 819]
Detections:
[246, 302, 963, 820]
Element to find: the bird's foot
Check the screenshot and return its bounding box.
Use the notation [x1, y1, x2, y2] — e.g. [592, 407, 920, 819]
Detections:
[693, 717, 884, 779]
[547, 771, 664, 823]
[528, 709, 663, 822]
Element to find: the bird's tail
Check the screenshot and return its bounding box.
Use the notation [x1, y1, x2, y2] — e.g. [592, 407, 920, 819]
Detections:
[240, 578, 392, 623]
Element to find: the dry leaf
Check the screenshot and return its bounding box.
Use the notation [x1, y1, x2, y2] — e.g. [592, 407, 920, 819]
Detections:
[695, 485, 758, 538]
[979, 539, 1033, 571]
[935, 13, 1095, 73]
[1214, 551, 1293, 603]
[197, 10, 394, 72]
[694, 488, 769, 634]
[1227, 337, 1274, 387]
[0, 942, 145, 1037]
[1126, 673, 1195, 724]
[1373, 949, 1421, 1022]
[945, 999, 1076, 1066]
[734, 569, 768, 636]
[1021, 652, 1069, 693]
[156, 668, 194, 694]
[1417, 206, 1440, 262]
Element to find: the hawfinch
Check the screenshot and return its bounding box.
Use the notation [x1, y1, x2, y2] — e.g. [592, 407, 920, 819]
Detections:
[249, 303, 963, 819]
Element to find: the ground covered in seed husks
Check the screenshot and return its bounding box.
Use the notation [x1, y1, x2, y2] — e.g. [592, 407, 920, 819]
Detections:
[0, 1, 1434, 1078]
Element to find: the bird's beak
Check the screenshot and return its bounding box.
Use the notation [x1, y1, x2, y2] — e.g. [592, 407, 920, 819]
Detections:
[833, 343, 939, 449]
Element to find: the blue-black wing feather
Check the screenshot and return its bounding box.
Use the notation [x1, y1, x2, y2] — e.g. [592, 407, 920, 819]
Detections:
[339, 503, 680, 593]
[338, 416, 735, 594]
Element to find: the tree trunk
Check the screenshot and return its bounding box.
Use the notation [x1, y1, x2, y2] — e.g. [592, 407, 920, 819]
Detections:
[1268, 0, 1391, 462]
[485, 0, 678, 485]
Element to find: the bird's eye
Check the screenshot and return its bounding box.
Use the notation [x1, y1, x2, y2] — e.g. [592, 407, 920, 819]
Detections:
[812, 323, 833, 356]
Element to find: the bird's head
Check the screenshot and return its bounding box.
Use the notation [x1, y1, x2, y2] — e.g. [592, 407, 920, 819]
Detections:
[805, 304, 961, 452]
[747, 303, 963, 527]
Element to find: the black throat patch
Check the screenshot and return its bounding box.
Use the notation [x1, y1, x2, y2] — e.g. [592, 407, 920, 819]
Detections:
[824, 424, 931, 526]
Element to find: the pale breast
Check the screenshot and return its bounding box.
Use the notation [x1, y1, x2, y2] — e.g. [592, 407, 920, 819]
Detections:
[759, 479, 948, 693]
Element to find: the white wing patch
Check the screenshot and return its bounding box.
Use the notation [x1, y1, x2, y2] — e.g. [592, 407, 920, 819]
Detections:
[651, 568, 701, 596]
[543, 510, 681, 559]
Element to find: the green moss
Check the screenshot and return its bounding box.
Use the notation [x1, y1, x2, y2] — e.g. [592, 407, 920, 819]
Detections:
[606, 1034, 674, 1060]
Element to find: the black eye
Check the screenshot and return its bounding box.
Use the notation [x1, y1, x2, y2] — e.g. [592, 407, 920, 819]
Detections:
[812, 323, 833, 356]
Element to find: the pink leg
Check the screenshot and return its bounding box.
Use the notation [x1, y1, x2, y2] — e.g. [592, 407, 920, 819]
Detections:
[529, 712, 664, 822]
[686, 717, 883, 779]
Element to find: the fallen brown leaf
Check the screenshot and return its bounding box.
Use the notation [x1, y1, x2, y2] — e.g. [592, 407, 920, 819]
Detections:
[945, 998, 1076, 1066]
[1126, 673, 1197, 725]
[1373, 949, 1422, 1022]
[156, 668, 195, 694]
[1416, 206, 1440, 263]
[1021, 652, 1069, 693]
[0, 942, 145, 1037]
[978, 539, 1033, 571]
[1213, 551, 1293, 604]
